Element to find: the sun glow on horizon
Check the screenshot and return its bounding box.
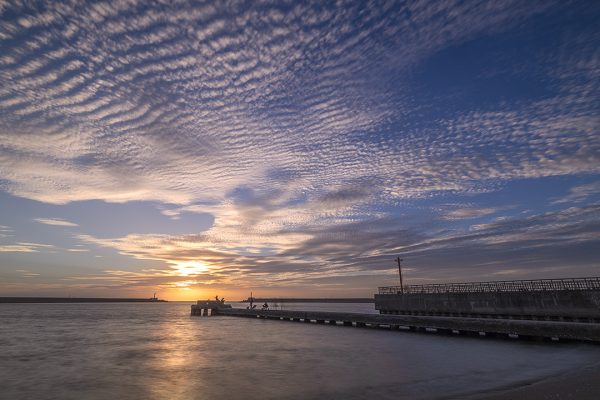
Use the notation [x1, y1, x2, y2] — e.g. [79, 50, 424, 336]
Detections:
[163, 260, 221, 300]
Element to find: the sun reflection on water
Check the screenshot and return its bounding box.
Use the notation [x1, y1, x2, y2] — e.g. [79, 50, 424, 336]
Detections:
[144, 310, 206, 399]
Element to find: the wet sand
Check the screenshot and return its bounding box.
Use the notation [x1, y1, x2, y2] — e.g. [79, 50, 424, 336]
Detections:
[468, 362, 600, 400]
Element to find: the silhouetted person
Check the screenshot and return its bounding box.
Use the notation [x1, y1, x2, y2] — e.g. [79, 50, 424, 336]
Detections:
[262, 302, 269, 310]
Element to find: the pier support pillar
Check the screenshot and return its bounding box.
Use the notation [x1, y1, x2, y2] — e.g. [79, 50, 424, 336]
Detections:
[343, 321, 352, 326]
[202, 308, 209, 316]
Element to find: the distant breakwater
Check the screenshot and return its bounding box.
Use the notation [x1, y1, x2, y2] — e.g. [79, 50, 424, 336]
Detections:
[0, 297, 167, 303]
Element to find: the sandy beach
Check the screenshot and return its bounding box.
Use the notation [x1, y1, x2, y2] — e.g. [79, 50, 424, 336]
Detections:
[467, 362, 600, 400]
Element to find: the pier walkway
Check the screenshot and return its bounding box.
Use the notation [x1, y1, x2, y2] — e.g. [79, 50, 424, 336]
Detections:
[191, 303, 600, 343]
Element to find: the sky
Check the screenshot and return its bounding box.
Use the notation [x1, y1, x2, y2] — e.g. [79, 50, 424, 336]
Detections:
[0, 0, 599, 301]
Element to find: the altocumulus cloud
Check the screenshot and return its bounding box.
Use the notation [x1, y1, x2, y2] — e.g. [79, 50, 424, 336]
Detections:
[0, 0, 599, 295]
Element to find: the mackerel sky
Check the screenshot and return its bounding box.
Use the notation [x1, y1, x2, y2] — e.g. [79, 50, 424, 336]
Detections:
[0, 0, 599, 299]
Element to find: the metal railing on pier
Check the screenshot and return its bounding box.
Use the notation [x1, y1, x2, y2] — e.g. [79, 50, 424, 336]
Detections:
[378, 277, 600, 295]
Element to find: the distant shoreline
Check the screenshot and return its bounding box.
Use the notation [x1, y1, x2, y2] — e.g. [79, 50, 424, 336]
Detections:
[0, 297, 167, 303]
[241, 298, 374, 303]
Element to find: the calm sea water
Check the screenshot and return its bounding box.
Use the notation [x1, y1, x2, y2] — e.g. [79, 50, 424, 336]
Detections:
[1, 302, 599, 400]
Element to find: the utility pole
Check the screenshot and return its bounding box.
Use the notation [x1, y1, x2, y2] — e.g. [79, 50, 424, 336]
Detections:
[396, 257, 404, 294]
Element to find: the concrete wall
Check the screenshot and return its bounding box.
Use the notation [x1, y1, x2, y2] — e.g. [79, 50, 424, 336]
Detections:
[374, 290, 600, 319]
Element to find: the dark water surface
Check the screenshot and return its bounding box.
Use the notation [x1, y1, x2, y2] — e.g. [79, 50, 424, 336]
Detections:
[1, 302, 599, 400]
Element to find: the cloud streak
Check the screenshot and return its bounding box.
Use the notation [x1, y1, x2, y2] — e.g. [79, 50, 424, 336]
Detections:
[0, 242, 54, 253]
[34, 218, 78, 227]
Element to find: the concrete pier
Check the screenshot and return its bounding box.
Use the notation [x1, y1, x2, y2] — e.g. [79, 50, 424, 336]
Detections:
[192, 306, 600, 343]
[191, 300, 231, 316]
[191, 278, 600, 343]
[376, 277, 600, 321]
[375, 290, 600, 321]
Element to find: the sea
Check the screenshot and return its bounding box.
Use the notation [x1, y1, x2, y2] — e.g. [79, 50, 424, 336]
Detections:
[1, 301, 599, 400]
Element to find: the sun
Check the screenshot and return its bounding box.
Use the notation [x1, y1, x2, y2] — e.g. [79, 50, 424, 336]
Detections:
[171, 260, 210, 277]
